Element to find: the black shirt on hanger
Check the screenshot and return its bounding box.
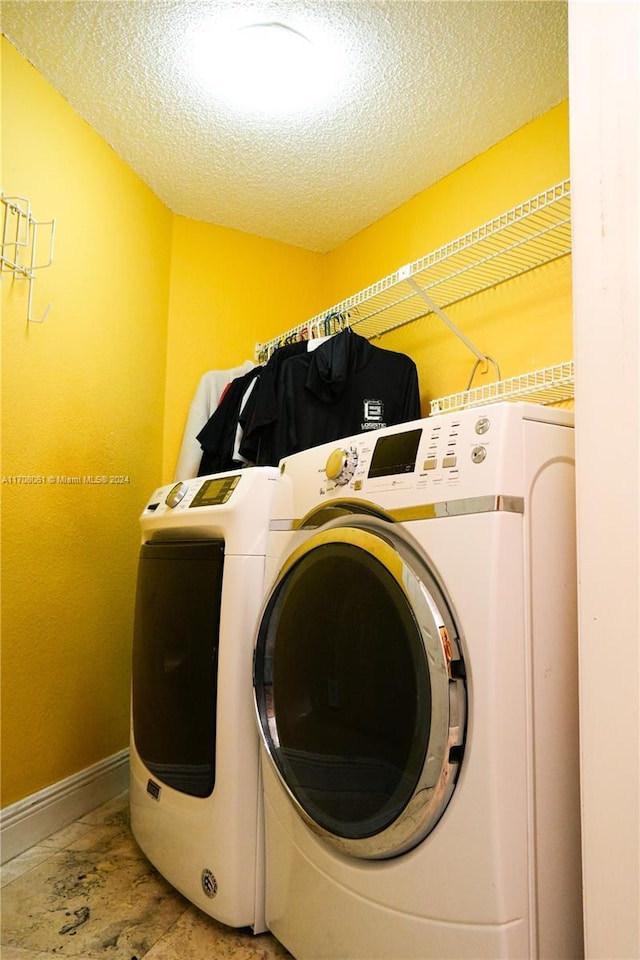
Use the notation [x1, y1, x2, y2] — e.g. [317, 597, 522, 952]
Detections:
[239, 341, 309, 465]
[196, 366, 262, 476]
[240, 331, 421, 466]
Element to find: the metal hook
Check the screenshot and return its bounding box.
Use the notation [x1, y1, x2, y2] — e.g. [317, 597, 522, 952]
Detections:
[1, 196, 55, 323]
[26, 216, 55, 323]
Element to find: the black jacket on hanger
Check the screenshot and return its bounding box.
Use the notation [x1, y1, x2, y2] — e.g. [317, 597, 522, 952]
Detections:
[196, 366, 262, 476]
[240, 331, 421, 466]
[238, 340, 309, 465]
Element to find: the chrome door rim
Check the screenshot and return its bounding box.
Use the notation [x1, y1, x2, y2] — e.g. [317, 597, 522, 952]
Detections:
[254, 513, 467, 860]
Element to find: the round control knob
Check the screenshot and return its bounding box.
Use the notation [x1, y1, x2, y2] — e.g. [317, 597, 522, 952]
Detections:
[325, 447, 358, 485]
[165, 481, 188, 508]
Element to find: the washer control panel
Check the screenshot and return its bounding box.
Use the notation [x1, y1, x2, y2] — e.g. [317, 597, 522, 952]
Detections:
[353, 412, 495, 488]
[280, 404, 573, 510]
[289, 409, 504, 501]
[419, 415, 492, 479]
[144, 473, 242, 514]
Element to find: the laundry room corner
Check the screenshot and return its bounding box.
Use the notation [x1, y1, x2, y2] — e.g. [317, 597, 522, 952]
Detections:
[2, 3, 639, 957]
[161, 102, 573, 489]
[1, 23, 574, 867]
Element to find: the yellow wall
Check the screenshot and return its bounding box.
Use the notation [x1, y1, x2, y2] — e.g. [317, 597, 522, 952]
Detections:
[1, 35, 571, 810]
[1, 40, 172, 805]
[163, 218, 325, 481]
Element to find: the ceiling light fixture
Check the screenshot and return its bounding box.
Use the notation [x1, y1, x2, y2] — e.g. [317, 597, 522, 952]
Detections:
[190, 19, 340, 115]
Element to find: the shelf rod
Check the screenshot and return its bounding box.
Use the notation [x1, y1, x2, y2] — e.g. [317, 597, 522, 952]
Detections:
[403, 274, 487, 363]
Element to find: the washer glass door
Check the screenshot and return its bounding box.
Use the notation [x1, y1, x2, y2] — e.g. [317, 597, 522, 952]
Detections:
[254, 516, 466, 860]
[132, 538, 224, 798]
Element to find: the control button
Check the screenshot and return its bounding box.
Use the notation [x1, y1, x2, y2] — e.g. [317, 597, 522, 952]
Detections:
[443, 455, 457, 468]
[423, 457, 437, 471]
[471, 445, 487, 464]
[165, 481, 188, 508]
[475, 417, 490, 435]
[325, 447, 358, 485]
[353, 479, 363, 491]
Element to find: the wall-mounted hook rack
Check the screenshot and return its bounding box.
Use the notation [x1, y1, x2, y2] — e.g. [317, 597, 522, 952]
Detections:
[1, 193, 56, 323]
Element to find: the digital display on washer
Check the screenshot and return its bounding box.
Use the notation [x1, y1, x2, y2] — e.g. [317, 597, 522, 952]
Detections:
[190, 474, 241, 508]
[368, 429, 422, 479]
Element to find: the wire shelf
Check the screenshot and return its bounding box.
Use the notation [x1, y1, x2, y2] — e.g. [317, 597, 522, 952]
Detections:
[255, 180, 571, 357]
[254, 180, 574, 412]
[429, 361, 575, 415]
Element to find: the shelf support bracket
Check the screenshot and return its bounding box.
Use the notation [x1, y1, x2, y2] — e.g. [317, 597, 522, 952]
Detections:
[403, 273, 487, 363]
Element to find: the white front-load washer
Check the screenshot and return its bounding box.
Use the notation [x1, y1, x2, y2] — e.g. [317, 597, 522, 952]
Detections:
[253, 402, 583, 959]
[129, 466, 291, 933]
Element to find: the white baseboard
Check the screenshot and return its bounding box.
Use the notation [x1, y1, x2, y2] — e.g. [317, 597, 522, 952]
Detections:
[0, 749, 130, 864]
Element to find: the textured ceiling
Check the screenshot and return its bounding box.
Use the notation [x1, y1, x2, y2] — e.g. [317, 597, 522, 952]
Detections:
[2, 0, 568, 253]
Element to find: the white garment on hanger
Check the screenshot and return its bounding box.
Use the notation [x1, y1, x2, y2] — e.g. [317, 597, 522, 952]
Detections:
[174, 361, 255, 480]
[307, 335, 335, 352]
[231, 374, 259, 465]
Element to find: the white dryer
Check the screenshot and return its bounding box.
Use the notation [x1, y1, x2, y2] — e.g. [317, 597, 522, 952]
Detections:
[253, 403, 583, 959]
[130, 466, 289, 933]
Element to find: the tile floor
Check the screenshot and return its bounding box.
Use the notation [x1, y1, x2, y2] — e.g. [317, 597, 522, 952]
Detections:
[1, 792, 292, 960]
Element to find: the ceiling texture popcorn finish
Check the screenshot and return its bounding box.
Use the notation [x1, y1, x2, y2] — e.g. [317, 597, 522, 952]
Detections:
[1, 0, 568, 252]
